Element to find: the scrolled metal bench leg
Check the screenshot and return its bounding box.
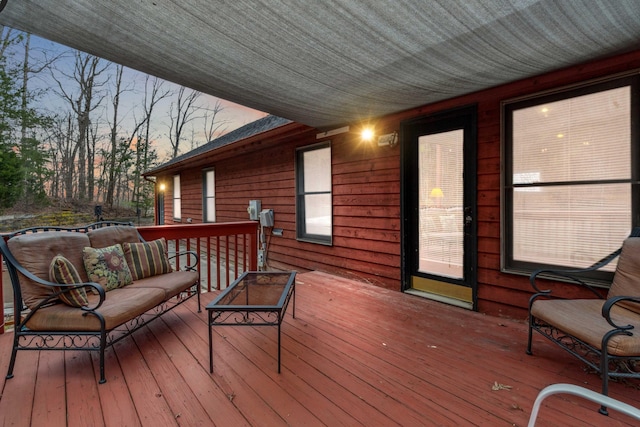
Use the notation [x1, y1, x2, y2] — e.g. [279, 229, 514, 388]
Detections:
[99, 323, 107, 384]
[526, 314, 535, 355]
[6, 334, 19, 379]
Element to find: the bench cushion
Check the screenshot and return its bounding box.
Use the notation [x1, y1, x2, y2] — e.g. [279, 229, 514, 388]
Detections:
[83, 244, 133, 291]
[8, 232, 91, 309]
[87, 225, 141, 248]
[49, 254, 89, 307]
[531, 298, 640, 356]
[128, 270, 199, 300]
[25, 287, 166, 331]
[122, 238, 172, 280]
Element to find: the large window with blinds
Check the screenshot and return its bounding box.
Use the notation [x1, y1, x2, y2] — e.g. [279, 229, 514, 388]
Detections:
[503, 75, 638, 280]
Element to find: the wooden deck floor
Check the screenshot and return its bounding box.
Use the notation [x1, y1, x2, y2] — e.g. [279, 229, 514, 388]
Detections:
[1, 271, 639, 426]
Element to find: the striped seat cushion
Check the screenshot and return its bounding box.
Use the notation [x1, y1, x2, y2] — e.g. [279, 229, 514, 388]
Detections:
[122, 238, 172, 281]
[49, 254, 89, 307]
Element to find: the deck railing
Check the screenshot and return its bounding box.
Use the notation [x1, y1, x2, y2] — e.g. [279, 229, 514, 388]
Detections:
[0, 221, 259, 334]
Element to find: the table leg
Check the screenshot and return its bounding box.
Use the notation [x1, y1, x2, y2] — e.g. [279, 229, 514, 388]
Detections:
[208, 312, 214, 373]
[277, 322, 281, 373]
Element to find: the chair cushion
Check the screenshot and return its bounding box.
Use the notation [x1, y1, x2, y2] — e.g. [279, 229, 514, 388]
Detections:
[122, 238, 172, 281]
[608, 237, 640, 314]
[83, 244, 133, 291]
[48, 254, 89, 307]
[531, 298, 640, 356]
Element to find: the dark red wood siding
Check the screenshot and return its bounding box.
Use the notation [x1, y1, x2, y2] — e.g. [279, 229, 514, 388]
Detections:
[158, 49, 640, 319]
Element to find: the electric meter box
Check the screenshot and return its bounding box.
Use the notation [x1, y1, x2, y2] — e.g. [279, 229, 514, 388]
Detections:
[248, 200, 261, 220]
[259, 209, 274, 227]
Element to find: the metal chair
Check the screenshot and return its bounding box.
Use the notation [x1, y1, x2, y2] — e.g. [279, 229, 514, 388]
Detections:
[528, 383, 640, 426]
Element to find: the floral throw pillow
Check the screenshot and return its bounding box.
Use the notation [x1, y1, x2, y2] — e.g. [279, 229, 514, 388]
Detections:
[122, 238, 172, 281]
[49, 254, 89, 307]
[82, 244, 133, 291]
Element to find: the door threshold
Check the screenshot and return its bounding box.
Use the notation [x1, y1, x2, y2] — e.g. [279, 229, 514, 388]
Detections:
[404, 288, 473, 310]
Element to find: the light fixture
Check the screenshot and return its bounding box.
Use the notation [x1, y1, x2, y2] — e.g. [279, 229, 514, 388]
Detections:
[377, 132, 398, 147]
[159, 183, 166, 192]
[430, 187, 444, 198]
[361, 128, 375, 142]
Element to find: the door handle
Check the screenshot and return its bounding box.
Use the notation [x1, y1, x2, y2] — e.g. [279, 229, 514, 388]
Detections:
[464, 206, 473, 226]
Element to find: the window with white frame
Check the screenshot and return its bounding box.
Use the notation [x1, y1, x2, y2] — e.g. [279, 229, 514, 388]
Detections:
[296, 142, 332, 244]
[503, 75, 638, 281]
[173, 174, 181, 221]
[203, 169, 216, 222]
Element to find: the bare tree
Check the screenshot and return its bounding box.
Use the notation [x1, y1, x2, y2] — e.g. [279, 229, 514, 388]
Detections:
[134, 76, 170, 210]
[46, 113, 78, 200]
[0, 25, 21, 59]
[168, 86, 201, 158]
[105, 64, 125, 208]
[53, 51, 108, 200]
[202, 99, 228, 142]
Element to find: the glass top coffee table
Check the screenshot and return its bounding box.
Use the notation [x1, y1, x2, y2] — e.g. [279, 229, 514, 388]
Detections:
[206, 271, 296, 373]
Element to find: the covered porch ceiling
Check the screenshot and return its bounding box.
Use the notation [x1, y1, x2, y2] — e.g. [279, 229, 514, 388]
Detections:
[1, 1, 640, 130]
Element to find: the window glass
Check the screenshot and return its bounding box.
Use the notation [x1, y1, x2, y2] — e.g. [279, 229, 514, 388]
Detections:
[504, 80, 635, 276]
[296, 143, 332, 244]
[173, 174, 181, 220]
[204, 170, 215, 222]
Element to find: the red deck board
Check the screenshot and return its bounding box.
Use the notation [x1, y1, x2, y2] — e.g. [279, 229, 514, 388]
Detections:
[0, 271, 639, 426]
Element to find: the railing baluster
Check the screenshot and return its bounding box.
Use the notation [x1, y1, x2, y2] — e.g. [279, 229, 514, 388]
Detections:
[216, 235, 221, 290]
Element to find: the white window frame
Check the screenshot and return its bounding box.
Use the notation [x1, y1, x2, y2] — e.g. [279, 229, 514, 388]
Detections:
[173, 174, 181, 221]
[203, 169, 216, 223]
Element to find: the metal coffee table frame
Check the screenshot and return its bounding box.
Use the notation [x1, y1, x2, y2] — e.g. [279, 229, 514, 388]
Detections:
[207, 271, 296, 373]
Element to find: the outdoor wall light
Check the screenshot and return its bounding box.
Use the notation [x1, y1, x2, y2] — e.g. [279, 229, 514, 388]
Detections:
[377, 131, 398, 147]
[361, 127, 375, 142]
[159, 183, 166, 192]
[360, 128, 398, 148]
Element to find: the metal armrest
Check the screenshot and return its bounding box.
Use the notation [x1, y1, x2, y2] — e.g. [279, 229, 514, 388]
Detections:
[168, 250, 199, 271]
[601, 295, 640, 330]
[529, 227, 640, 297]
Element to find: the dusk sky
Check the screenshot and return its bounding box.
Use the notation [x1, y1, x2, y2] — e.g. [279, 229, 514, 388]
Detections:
[16, 33, 268, 161]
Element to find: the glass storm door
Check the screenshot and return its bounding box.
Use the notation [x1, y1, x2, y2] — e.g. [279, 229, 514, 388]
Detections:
[402, 106, 477, 310]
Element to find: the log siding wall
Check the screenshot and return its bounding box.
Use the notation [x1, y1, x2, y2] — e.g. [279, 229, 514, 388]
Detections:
[159, 49, 640, 319]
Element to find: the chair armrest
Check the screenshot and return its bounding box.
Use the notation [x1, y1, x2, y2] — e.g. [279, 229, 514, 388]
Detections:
[18, 280, 106, 329]
[529, 227, 640, 298]
[168, 250, 199, 271]
[529, 266, 609, 298]
[52, 281, 106, 311]
[529, 248, 622, 298]
[601, 295, 640, 331]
